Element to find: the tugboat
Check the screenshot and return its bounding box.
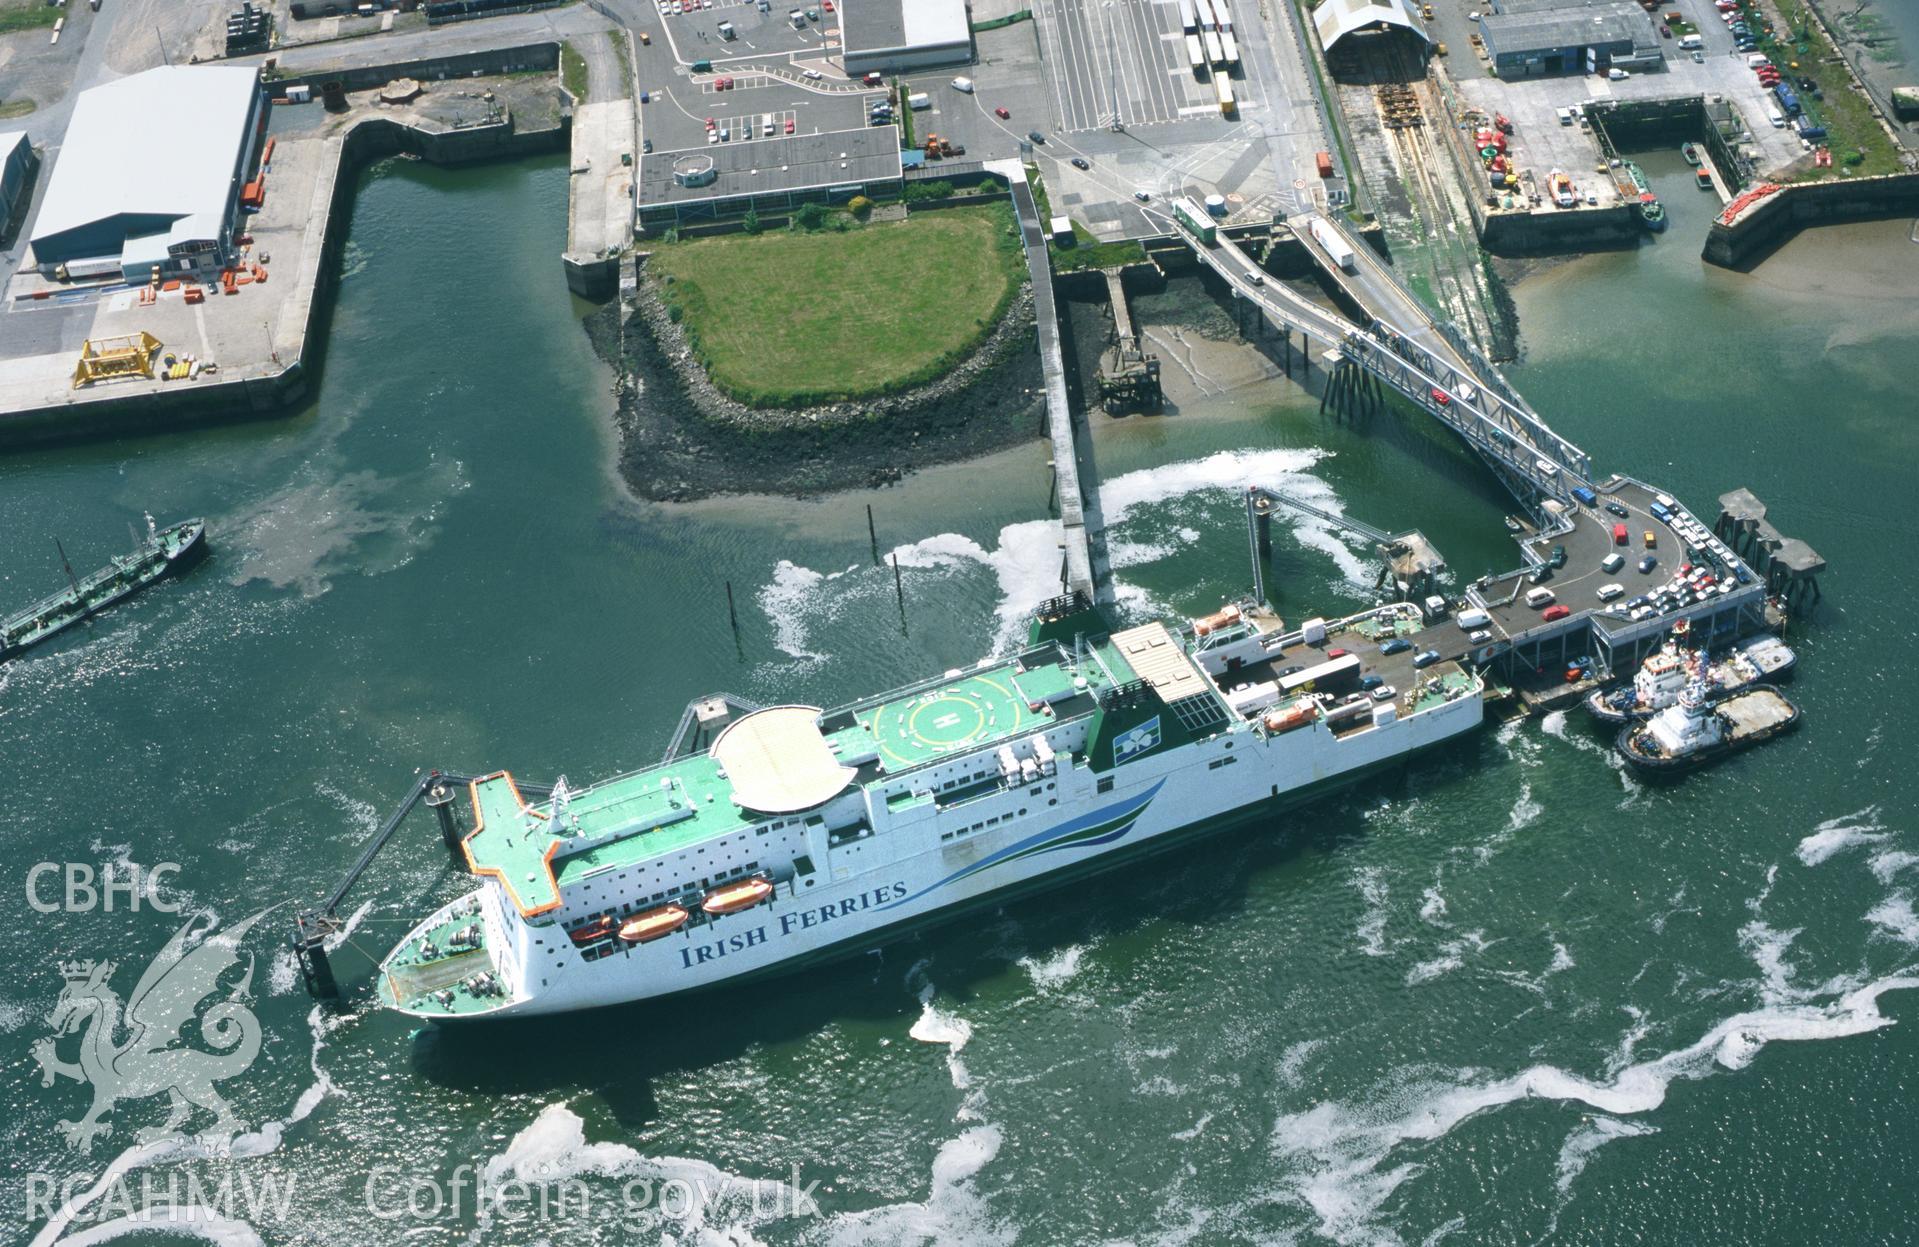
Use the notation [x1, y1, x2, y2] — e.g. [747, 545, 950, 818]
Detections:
[1639, 196, 1667, 232]
[1585, 622, 1796, 724]
[1617, 654, 1800, 775]
[0, 515, 207, 662]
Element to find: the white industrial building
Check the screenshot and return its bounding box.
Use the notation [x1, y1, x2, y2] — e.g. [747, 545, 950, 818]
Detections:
[1312, 0, 1430, 52]
[841, 0, 973, 74]
[28, 65, 265, 284]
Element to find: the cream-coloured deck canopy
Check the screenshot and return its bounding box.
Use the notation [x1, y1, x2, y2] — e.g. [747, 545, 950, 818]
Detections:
[711, 705, 857, 814]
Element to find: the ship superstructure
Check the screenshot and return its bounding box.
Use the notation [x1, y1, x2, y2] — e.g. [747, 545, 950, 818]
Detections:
[1585, 622, 1795, 723]
[380, 597, 1485, 1021]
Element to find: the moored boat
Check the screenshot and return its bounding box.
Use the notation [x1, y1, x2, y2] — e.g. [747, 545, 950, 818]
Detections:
[1585, 625, 1794, 724]
[1682, 142, 1703, 166]
[1640, 197, 1667, 232]
[1617, 664, 1800, 775]
[0, 515, 207, 662]
[375, 596, 1489, 1021]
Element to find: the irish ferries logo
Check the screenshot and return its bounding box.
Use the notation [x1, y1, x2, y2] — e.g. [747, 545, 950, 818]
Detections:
[33, 910, 267, 1154]
[1113, 716, 1162, 763]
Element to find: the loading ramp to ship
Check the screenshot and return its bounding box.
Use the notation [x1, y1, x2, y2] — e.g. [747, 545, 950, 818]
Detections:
[292, 768, 555, 999]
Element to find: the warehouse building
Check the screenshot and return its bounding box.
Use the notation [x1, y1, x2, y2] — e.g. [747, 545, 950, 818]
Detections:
[637, 128, 906, 229]
[28, 65, 265, 283]
[1312, 0, 1430, 54]
[841, 0, 973, 74]
[1477, 2, 1661, 78]
[0, 131, 36, 233]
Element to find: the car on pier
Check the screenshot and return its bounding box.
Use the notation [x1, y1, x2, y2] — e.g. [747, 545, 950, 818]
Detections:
[1431, 387, 1450, 406]
[1071, 157, 1090, 170]
[1639, 555, 1659, 573]
[995, 106, 1010, 119]
[1542, 605, 1572, 622]
[1380, 638, 1413, 655]
[1413, 649, 1442, 668]
[1605, 501, 1629, 518]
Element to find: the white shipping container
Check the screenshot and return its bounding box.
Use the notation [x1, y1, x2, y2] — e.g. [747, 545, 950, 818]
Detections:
[907, 92, 931, 110]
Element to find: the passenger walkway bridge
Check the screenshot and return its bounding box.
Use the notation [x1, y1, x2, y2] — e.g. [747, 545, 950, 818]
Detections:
[1175, 210, 1593, 514]
[1011, 172, 1112, 606]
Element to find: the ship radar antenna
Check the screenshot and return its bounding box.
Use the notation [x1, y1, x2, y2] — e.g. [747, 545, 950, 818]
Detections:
[145, 512, 158, 542]
[548, 775, 573, 830]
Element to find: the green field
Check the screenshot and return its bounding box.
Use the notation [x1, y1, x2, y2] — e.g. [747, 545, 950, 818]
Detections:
[650, 204, 1024, 408]
[0, 0, 59, 34]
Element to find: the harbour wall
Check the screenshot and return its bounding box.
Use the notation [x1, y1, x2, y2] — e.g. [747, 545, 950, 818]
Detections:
[0, 47, 567, 447]
[1704, 170, 1919, 269]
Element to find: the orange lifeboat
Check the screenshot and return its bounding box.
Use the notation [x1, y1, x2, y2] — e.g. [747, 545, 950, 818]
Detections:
[701, 876, 774, 916]
[569, 916, 616, 945]
[1262, 701, 1316, 735]
[618, 904, 690, 944]
[1193, 603, 1242, 636]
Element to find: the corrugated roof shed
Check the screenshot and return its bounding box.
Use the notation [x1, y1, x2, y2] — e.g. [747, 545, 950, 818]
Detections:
[1313, 0, 1430, 49]
[29, 65, 260, 261]
[1480, 2, 1652, 53]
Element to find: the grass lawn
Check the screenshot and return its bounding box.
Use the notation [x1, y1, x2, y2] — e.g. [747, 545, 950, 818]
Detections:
[0, 0, 59, 34]
[560, 41, 589, 101]
[650, 204, 1024, 407]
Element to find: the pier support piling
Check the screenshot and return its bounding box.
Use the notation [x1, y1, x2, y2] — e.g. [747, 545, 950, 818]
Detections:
[867, 505, 879, 565]
[425, 777, 461, 856]
[292, 912, 340, 1000]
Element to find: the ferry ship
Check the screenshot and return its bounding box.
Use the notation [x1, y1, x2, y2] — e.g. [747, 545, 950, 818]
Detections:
[379, 596, 1486, 1021]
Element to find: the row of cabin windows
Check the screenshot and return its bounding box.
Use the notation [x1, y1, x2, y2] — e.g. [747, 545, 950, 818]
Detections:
[940, 807, 1031, 842]
[1207, 756, 1238, 770]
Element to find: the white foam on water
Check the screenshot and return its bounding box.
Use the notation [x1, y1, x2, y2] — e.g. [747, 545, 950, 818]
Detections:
[1405, 932, 1488, 989]
[1351, 866, 1395, 958]
[1419, 886, 1448, 926]
[910, 983, 977, 1099]
[1506, 782, 1542, 834]
[477, 1102, 814, 1245]
[41, 1208, 266, 1247]
[1550, 941, 1576, 974]
[1539, 710, 1570, 740]
[1172, 1112, 1216, 1142]
[1553, 1116, 1658, 1198]
[1795, 806, 1888, 867]
[1269, 973, 1919, 1246]
[1017, 943, 1090, 992]
[805, 1125, 1012, 1247]
[1871, 851, 1919, 885]
[760, 559, 835, 661]
[1279, 1039, 1327, 1089]
[1866, 894, 1919, 946]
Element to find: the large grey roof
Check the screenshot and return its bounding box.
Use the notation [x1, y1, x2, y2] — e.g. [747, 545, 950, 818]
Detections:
[1313, 0, 1430, 49]
[1480, 2, 1653, 51]
[638, 128, 904, 206]
[29, 66, 259, 251]
[843, 0, 970, 55]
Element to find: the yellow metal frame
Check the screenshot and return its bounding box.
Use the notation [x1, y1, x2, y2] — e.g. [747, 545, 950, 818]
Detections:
[72, 331, 162, 389]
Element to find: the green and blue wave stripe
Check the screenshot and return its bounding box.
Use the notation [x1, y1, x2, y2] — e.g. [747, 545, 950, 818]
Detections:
[878, 781, 1165, 911]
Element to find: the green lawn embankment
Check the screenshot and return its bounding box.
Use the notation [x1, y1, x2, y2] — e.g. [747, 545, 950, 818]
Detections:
[649, 204, 1024, 408]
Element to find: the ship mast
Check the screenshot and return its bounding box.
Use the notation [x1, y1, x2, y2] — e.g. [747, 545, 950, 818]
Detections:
[53, 538, 80, 597]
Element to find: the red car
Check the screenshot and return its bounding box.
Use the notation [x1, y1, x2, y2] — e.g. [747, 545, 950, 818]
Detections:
[704, 116, 715, 129]
[1542, 604, 1572, 622]
[784, 118, 795, 134]
[995, 105, 1010, 119]
[1431, 387, 1450, 406]
[1612, 522, 1628, 545]
[1328, 647, 1349, 658]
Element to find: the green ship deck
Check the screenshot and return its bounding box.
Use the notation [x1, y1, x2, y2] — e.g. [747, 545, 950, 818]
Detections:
[458, 638, 1146, 919]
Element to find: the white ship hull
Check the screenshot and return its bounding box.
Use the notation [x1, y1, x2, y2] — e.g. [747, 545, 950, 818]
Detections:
[391, 683, 1483, 1021]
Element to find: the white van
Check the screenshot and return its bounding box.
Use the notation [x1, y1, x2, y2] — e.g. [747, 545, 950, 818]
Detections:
[1456, 608, 1491, 630]
[762, 113, 775, 136]
[1525, 587, 1556, 608]
[951, 76, 975, 93]
[1607, 67, 1630, 81]
[1597, 583, 1626, 602]
[1767, 105, 1786, 128]
[1678, 34, 1703, 50]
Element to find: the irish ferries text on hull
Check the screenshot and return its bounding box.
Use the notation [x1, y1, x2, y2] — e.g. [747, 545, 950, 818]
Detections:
[379, 597, 1485, 1020]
